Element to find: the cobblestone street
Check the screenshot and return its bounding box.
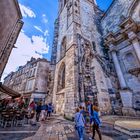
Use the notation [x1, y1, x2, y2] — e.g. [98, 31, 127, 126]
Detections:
[22, 114, 132, 140]
[0, 114, 139, 140]
[0, 124, 40, 140]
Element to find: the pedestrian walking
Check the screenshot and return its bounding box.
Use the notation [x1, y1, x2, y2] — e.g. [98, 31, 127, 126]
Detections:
[47, 103, 52, 117]
[45, 103, 48, 119]
[87, 101, 93, 131]
[41, 103, 46, 121]
[74, 108, 85, 140]
[52, 104, 54, 113]
[28, 101, 36, 119]
[79, 106, 87, 124]
[36, 102, 42, 122]
[91, 106, 102, 140]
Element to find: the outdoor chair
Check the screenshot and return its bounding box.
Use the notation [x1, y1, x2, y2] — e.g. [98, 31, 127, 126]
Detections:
[23, 111, 29, 124]
[3, 114, 13, 128]
[0, 111, 7, 127]
[0, 113, 3, 127]
[15, 113, 25, 126]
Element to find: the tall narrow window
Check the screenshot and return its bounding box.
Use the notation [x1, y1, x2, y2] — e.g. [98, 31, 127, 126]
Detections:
[60, 37, 66, 59]
[92, 41, 96, 52]
[64, 0, 67, 6]
[57, 63, 65, 91]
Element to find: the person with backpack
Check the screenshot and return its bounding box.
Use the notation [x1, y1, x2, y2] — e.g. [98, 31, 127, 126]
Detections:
[74, 108, 85, 140]
[91, 106, 102, 140]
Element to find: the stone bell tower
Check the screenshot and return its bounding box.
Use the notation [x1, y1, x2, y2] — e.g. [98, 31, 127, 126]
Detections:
[52, 0, 111, 119]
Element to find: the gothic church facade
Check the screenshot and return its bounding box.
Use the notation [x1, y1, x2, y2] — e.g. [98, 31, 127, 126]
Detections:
[51, 0, 140, 118]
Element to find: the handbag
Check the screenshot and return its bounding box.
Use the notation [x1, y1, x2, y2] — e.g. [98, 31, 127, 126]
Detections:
[75, 113, 81, 130]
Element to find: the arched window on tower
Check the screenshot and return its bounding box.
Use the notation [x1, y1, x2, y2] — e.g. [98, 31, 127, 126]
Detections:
[60, 37, 66, 59]
[57, 63, 65, 91]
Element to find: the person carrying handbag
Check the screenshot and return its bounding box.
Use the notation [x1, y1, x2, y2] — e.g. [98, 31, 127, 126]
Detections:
[74, 108, 85, 140]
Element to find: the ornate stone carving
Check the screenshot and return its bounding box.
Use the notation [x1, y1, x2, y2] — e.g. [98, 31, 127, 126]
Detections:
[128, 67, 140, 81]
[77, 34, 98, 104]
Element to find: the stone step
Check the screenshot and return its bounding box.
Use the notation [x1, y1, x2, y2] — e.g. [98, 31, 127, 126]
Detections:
[128, 138, 140, 140]
[22, 136, 32, 140]
[114, 125, 140, 138]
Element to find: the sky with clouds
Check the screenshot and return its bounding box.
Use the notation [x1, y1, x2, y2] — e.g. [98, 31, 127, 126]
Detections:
[2, 0, 112, 80]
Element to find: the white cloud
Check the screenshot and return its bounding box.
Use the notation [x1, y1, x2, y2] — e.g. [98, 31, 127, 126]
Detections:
[21, 29, 25, 33]
[19, 4, 36, 18]
[42, 14, 48, 24]
[2, 32, 49, 81]
[44, 30, 49, 36]
[34, 26, 44, 33]
[34, 26, 49, 37]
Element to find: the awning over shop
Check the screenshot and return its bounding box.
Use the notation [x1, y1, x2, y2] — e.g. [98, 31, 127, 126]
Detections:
[0, 82, 21, 99]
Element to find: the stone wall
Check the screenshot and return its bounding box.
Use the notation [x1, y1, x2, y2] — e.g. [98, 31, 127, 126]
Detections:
[131, 0, 140, 22]
[0, 0, 23, 79]
[103, 0, 140, 115]
[52, 45, 77, 119]
[93, 58, 111, 112]
[101, 0, 134, 35]
[35, 61, 50, 93]
[80, 0, 103, 55]
[52, 0, 112, 117]
[56, 5, 68, 62]
[0, 0, 21, 48]
[65, 45, 77, 118]
[117, 42, 140, 93]
[51, 19, 59, 65]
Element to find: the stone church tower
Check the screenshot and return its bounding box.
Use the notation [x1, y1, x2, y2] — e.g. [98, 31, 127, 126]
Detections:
[52, 0, 111, 118]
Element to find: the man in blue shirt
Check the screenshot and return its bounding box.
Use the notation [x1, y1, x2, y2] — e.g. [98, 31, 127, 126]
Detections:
[47, 103, 52, 117]
[75, 108, 85, 140]
[91, 106, 102, 140]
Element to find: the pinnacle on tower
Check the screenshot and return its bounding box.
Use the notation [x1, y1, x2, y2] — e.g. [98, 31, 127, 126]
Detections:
[93, 0, 97, 5]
